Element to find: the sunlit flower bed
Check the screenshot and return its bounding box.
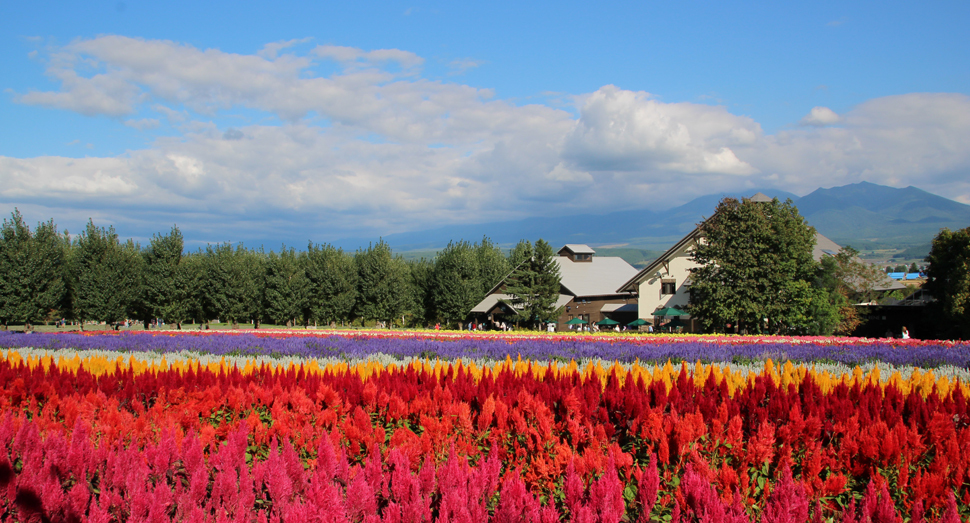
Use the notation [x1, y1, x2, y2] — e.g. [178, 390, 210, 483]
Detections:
[0, 330, 968, 522]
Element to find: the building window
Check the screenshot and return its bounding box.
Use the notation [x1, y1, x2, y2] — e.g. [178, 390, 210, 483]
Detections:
[661, 279, 676, 295]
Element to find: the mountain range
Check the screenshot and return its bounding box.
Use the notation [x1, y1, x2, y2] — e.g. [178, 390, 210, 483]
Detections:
[333, 182, 970, 264]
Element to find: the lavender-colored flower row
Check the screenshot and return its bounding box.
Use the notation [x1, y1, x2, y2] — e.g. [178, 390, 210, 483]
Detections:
[2, 331, 969, 369]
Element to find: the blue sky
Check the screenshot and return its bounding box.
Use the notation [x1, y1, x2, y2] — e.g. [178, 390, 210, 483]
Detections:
[2, 1, 969, 248]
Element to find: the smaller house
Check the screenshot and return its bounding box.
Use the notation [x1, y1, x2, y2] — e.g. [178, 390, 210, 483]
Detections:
[471, 244, 638, 328]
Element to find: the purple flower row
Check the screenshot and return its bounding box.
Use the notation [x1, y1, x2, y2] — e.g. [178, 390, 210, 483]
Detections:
[2, 331, 969, 369]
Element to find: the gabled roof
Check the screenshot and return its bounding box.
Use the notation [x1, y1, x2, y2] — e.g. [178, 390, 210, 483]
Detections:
[471, 293, 574, 314]
[483, 246, 638, 299]
[557, 256, 638, 297]
[812, 232, 842, 262]
[559, 244, 596, 255]
[617, 226, 705, 292]
[748, 192, 773, 203]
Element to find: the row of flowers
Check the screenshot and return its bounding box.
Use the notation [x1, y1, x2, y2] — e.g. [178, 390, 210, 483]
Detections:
[3, 330, 970, 369]
[25, 327, 967, 346]
[1, 344, 968, 521]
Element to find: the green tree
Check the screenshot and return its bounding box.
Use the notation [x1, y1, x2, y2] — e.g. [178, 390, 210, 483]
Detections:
[72, 220, 143, 327]
[909, 262, 919, 273]
[428, 236, 508, 328]
[303, 243, 357, 326]
[503, 239, 562, 329]
[181, 251, 208, 324]
[354, 240, 408, 326]
[814, 246, 891, 334]
[688, 197, 825, 334]
[262, 247, 309, 326]
[0, 211, 66, 329]
[404, 257, 434, 327]
[815, 250, 860, 335]
[924, 227, 970, 339]
[431, 240, 483, 327]
[476, 237, 510, 293]
[508, 240, 533, 269]
[202, 243, 261, 328]
[143, 226, 191, 329]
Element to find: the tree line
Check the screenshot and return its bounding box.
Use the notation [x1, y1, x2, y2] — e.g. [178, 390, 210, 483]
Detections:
[0, 210, 557, 330]
[5, 202, 967, 337]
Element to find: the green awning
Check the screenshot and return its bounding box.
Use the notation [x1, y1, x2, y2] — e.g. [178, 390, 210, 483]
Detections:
[652, 307, 687, 317]
[627, 318, 650, 326]
[565, 318, 587, 325]
[595, 318, 620, 326]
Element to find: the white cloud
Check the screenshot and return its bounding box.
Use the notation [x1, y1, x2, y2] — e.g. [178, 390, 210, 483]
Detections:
[312, 44, 424, 70]
[564, 85, 759, 176]
[546, 163, 593, 185]
[800, 106, 841, 126]
[745, 93, 970, 201]
[7, 38, 970, 240]
[124, 118, 160, 130]
[17, 69, 141, 117]
[0, 156, 139, 199]
[258, 38, 312, 59]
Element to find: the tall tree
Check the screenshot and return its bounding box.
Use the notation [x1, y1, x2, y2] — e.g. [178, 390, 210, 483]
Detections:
[303, 243, 357, 326]
[428, 237, 509, 327]
[143, 226, 191, 328]
[688, 197, 825, 334]
[72, 220, 143, 327]
[476, 237, 510, 293]
[354, 240, 407, 326]
[503, 239, 562, 329]
[262, 247, 309, 326]
[508, 240, 533, 269]
[0, 211, 66, 329]
[404, 257, 434, 327]
[431, 240, 482, 327]
[924, 227, 970, 339]
[202, 243, 260, 328]
[181, 251, 208, 324]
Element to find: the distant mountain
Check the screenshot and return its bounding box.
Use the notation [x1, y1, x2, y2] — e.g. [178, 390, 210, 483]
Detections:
[797, 182, 970, 247]
[333, 188, 800, 253]
[333, 182, 969, 264]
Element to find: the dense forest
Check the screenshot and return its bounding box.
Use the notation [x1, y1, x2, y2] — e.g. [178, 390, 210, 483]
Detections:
[0, 210, 540, 330]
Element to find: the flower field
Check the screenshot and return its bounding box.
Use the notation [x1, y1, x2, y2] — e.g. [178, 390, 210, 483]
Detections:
[0, 331, 968, 522]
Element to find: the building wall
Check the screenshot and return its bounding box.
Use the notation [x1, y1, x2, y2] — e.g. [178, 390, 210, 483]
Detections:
[559, 295, 638, 327]
[637, 243, 697, 319]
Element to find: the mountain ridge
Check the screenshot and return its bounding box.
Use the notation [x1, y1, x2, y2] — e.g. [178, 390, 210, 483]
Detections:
[332, 182, 970, 257]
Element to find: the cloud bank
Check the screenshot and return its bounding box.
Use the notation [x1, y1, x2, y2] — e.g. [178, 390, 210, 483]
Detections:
[5, 36, 970, 244]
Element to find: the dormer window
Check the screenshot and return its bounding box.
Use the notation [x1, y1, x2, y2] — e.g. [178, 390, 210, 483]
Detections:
[558, 244, 595, 262]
